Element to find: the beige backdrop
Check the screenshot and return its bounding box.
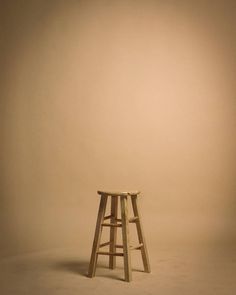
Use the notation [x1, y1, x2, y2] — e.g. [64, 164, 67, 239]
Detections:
[0, 0, 236, 259]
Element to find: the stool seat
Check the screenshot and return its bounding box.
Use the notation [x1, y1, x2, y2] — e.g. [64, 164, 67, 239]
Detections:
[97, 190, 140, 196]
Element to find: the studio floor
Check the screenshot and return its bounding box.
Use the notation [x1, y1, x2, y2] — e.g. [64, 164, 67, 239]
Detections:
[0, 243, 235, 295]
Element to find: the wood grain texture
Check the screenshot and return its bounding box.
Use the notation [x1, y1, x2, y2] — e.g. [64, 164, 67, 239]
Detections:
[120, 196, 132, 282]
[88, 191, 150, 281]
[131, 195, 151, 273]
[109, 196, 118, 269]
[88, 194, 108, 277]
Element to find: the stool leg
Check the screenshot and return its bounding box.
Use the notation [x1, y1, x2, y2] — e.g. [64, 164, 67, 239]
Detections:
[120, 196, 132, 282]
[88, 194, 108, 277]
[109, 196, 118, 269]
[131, 195, 151, 273]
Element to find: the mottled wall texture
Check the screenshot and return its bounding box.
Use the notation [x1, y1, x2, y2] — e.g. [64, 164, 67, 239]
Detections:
[0, 0, 235, 258]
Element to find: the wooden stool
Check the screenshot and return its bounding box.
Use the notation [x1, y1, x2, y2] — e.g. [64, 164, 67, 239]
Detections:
[88, 190, 151, 282]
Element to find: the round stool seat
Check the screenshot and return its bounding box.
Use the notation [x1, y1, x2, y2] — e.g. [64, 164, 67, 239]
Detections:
[97, 190, 140, 196]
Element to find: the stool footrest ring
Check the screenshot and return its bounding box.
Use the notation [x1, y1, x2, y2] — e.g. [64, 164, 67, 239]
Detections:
[130, 243, 143, 250]
[104, 215, 113, 220]
[115, 244, 144, 250]
[97, 251, 124, 256]
[114, 217, 138, 223]
[129, 216, 139, 223]
[99, 241, 111, 248]
[101, 223, 122, 227]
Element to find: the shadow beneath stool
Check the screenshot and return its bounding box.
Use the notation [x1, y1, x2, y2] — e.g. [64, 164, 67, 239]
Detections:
[96, 273, 125, 281]
[53, 260, 145, 281]
[53, 260, 108, 277]
[53, 260, 89, 276]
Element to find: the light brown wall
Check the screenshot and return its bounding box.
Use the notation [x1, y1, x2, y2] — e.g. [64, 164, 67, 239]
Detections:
[1, 0, 236, 258]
